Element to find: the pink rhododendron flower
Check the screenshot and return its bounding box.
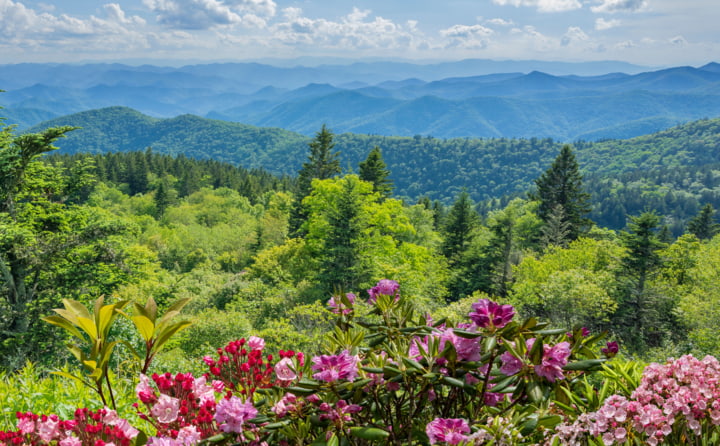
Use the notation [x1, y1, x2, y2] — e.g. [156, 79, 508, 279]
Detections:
[191, 376, 217, 404]
[426, 418, 470, 445]
[274, 357, 297, 381]
[215, 396, 258, 433]
[602, 341, 619, 357]
[328, 293, 356, 315]
[367, 279, 400, 304]
[499, 351, 524, 376]
[151, 394, 180, 424]
[136, 374, 156, 404]
[535, 341, 571, 383]
[37, 415, 60, 442]
[16, 413, 35, 435]
[311, 350, 359, 382]
[444, 324, 481, 362]
[468, 299, 514, 329]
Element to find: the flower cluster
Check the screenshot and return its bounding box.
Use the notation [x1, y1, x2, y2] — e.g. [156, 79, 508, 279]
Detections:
[203, 337, 303, 396]
[311, 350, 360, 383]
[327, 292, 356, 315]
[367, 279, 400, 304]
[552, 355, 720, 445]
[425, 418, 470, 445]
[467, 299, 514, 330]
[0, 408, 138, 446]
[135, 372, 223, 440]
[499, 339, 571, 383]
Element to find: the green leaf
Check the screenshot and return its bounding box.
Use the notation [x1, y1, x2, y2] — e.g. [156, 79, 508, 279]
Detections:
[441, 376, 466, 388]
[132, 315, 155, 342]
[349, 427, 390, 441]
[527, 380, 544, 403]
[327, 433, 339, 446]
[75, 316, 98, 340]
[452, 329, 482, 339]
[42, 315, 85, 340]
[562, 359, 605, 371]
[63, 299, 91, 320]
[401, 357, 424, 372]
[154, 321, 192, 350]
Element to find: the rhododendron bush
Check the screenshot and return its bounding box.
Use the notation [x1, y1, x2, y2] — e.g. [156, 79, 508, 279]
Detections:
[3, 280, 720, 445]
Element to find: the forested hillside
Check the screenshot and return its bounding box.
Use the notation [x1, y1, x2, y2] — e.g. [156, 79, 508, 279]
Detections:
[28, 108, 720, 231]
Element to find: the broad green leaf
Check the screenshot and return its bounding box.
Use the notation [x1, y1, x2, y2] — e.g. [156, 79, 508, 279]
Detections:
[349, 427, 390, 441]
[63, 299, 91, 320]
[41, 315, 85, 340]
[563, 359, 605, 371]
[131, 315, 155, 342]
[75, 316, 98, 340]
[154, 321, 192, 351]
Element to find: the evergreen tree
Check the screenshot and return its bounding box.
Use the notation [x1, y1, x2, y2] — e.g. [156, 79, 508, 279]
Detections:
[687, 203, 720, 240]
[540, 204, 572, 248]
[530, 144, 591, 241]
[289, 125, 341, 236]
[442, 191, 480, 263]
[318, 178, 366, 293]
[359, 146, 393, 199]
[154, 180, 171, 218]
[614, 212, 671, 350]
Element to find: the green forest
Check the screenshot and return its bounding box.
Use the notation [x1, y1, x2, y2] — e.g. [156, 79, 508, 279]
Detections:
[4, 115, 720, 445]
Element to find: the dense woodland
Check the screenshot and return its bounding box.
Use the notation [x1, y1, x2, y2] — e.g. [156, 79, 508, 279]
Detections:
[3, 115, 720, 381]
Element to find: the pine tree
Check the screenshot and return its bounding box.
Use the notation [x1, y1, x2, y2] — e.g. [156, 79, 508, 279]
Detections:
[687, 203, 720, 240]
[359, 146, 393, 199]
[530, 144, 591, 241]
[289, 124, 341, 236]
[540, 204, 572, 248]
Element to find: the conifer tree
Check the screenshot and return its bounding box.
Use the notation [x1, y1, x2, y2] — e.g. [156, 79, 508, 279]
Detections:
[530, 144, 591, 241]
[442, 191, 480, 263]
[318, 178, 366, 293]
[359, 146, 393, 199]
[687, 203, 720, 240]
[289, 124, 341, 236]
[615, 212, 670, 350]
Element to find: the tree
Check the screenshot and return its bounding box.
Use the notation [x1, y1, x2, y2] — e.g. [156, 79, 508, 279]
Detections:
[530, 144, 591, 243]
[614, 212, 671, 351]
[317, 177, 366, 293]
[442, 191, 480, 264]
[687, 203, 720, 240]
[359, 146, 393, 199]
[289, 125, 341, 236]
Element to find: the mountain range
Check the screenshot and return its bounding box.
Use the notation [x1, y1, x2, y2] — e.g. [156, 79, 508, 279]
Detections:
[3, 60, 720, 141]
[25, 107, 720, 207]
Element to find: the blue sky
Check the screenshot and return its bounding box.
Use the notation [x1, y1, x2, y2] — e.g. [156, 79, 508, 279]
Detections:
[1, 0, 718, 66]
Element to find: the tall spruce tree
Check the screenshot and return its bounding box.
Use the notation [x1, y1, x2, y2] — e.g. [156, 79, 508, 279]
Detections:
[687, 203, 720, 240]
[442, 191, 480, 264]
[530, 144, 591, 242]
[359, 146, 393, 199]
[615, 212, 671, 350]
[289, 124, 341, 236]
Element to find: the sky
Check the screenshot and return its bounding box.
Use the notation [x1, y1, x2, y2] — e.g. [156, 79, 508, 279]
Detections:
[0, 0, 718, 67]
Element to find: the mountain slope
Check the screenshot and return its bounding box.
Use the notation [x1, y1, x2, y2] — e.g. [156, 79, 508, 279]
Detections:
[26, 108, 720, 206]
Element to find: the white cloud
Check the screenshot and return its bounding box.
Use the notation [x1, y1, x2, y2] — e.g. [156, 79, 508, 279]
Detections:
[561, 26, 589, 46]
[595, 17, 621, 30]
[486, 17, 515, 26]
[590, 0, 648, 13]
[441, 24, 494, 49]
[269, 7, 423, 51]
[142, 0, 244, 29]
[670, 35, 687, 46]
[104, 3, 146, 25]
[492, 0, 582, 12]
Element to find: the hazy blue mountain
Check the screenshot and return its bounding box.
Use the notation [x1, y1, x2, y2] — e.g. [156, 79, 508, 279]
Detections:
[3, 60, 720, 140]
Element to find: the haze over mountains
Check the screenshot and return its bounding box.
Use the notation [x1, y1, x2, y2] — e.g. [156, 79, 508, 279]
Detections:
[3, 59, 720, 141]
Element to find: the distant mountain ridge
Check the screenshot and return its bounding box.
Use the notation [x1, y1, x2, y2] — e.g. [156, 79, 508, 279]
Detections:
[3, 60, 720, 140]
[26, 107, 720, 206]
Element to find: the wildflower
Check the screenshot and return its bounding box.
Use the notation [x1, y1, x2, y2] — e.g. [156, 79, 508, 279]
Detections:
[151, 395, 180, 424]
[215, 396, 257, 434]
[311, 350, 359, 382]
[499, 351, 523, 376]
[468, 299, 514, 330]
[367, 279, 400, 304]
[535, 341, 571, 383]
[274, 357, 297, 381]
[247, 336, 265, 351]
[426, 418, 470, 445]
[176, 426, 202, 446]
[328, 293, 356, 315]
[601, 341, 619, 357]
